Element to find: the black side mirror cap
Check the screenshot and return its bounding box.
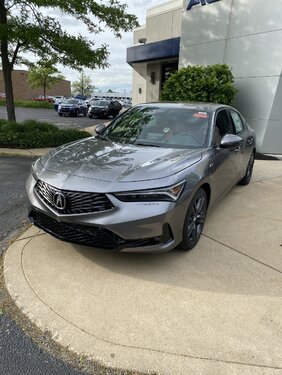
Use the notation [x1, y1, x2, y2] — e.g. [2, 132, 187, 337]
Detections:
[95, 123, 106, 135]
[220, 134, 242, 148]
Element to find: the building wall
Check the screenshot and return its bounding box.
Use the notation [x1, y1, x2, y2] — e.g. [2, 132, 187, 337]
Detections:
[0, 70, 71, 100]
[146, 0, 183, 43]
[132, 0, 182, 105]
[133, 26, 147, 45]
[130, 0, 282, 153]
[132, 64, 147, 104]
[180, 0, 282, 153]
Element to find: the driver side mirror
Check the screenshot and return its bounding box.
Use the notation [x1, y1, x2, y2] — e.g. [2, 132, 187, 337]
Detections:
[220, 134, 242, 148]
[95, 123, 106, 134]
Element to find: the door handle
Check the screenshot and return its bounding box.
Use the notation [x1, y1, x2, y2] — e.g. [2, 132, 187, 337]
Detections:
[234, 147, 240, 153]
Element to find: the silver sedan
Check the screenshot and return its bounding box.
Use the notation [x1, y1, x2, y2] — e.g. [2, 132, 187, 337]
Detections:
[26, 102, 256, 253]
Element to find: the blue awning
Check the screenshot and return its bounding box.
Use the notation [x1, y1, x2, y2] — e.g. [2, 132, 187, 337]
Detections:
[127, 37, 180, 65]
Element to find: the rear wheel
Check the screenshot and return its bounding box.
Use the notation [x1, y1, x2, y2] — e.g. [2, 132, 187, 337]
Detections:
[238, 151, 255, 186]
[177, 188, 208, 251]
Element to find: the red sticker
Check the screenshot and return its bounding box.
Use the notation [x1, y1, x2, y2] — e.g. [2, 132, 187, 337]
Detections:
[193, 112, 208, 119]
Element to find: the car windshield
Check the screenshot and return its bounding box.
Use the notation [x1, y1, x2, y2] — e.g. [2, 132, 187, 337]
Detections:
[103, 106, 211, 149]
[62, 99, 79, 104]
[91, 100, 110, 106]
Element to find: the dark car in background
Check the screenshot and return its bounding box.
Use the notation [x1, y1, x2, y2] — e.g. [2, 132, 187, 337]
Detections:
[27, 102, 256, 253]
[88, 99, 122, 119]
[58, 98, 88, 117]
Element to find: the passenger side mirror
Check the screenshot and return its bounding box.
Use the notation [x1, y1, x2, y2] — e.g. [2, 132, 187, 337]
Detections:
[95, 123, 106, 134]
[220, 134, 242, 148]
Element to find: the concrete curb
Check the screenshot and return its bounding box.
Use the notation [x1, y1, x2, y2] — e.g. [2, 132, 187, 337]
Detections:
[0, 148, 53, 157]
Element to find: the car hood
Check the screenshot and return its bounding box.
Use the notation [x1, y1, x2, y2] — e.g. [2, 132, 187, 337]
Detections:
[40, 137, 203, 183]
[60, 103, 77, 107]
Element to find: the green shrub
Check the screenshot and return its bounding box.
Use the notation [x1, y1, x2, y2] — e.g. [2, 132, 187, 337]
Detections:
[0, 119, 91, 148]
[0, 99, 54, 109]
[161, 64, 238, 105]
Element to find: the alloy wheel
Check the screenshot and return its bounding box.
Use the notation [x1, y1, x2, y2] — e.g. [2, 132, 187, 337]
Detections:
[187, 193, 207, 245]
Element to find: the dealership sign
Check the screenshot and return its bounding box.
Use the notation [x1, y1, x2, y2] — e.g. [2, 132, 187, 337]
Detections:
[187, 0, 221, 11]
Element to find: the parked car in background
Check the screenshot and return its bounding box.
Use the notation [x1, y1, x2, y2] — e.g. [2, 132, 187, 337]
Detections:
[88, 99, 122, 118]
[32, 95, 54, 103]
[54, 96, 64, 111]
[27, 102, 256, 253]
[73, 94, 88, 101]
[58, 98, 88, 117]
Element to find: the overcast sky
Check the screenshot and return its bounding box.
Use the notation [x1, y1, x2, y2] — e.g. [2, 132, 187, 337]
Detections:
[55, 0, 163, 93]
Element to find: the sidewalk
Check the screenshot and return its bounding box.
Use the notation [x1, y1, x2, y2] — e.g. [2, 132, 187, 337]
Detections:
[3, 161, 282, 375]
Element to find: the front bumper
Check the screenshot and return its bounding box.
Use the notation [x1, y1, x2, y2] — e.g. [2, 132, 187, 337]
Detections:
[26, 175, 187, 253]
[58, 107, 77, 115]
[88, 108, 107, 116]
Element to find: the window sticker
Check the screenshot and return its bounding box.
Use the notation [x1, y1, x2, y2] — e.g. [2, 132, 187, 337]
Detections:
[193, 112, 208, 119]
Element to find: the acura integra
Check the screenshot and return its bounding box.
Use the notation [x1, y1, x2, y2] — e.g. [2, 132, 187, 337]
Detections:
[27, 103, 256, 252]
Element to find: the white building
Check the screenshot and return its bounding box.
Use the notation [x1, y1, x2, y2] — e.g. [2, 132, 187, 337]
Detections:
[127, 0, 282, 154]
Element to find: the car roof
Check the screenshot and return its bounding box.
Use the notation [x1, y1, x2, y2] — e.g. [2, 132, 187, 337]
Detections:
[136, 102, 233, 112]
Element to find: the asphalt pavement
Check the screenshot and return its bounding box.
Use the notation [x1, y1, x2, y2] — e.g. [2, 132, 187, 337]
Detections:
[0, 107, 102, 130]
[0, 156, 87, 375]
[0, 156, 36, 255]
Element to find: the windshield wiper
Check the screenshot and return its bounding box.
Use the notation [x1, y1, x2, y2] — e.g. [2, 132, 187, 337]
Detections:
[135, 142, 160, 147]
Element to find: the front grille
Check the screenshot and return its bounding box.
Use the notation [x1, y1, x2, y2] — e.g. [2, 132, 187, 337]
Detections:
[35, 179, 114, 215]
[30, 211, 121, 250]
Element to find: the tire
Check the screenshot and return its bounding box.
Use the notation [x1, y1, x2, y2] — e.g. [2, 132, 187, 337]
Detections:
[238, 151, 255, 186]
[58, 113, 62, 117]
[177, 188, 208, 251]
[88, 115, 93, 119]
[84, 111, 87, 117]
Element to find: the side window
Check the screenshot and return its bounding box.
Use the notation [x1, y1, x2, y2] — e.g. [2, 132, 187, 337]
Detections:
[214, 110, 234, 145]
[230, 111, 244, 134]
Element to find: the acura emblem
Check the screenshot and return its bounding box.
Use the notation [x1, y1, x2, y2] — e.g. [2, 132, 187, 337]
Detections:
[53, 192, 66, 210]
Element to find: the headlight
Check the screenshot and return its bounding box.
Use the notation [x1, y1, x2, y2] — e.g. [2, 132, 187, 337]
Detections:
[114, 181, 186, 202]
[58, 105, 61, 110]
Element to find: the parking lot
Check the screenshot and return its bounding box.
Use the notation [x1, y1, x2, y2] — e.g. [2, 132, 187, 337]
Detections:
[0, 107, 104, 130]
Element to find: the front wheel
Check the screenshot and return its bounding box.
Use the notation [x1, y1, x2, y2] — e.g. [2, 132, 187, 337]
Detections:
[177, 188, 208, 251]
[238, 151, 255, 186]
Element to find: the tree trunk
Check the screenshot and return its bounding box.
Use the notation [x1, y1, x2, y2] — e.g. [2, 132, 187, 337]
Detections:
[0, 0, 16, 122]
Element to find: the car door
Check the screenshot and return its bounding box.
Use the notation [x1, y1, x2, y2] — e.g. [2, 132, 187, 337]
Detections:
[208, 109, 242, 203]
[228, 109, 254, 178]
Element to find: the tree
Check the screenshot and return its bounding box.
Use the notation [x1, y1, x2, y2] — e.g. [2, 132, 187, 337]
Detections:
[72, 72, 95, 97]
[28, 62, 64, 98]
[161, 64, 238, 105]
[0, 1, 138, 121]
